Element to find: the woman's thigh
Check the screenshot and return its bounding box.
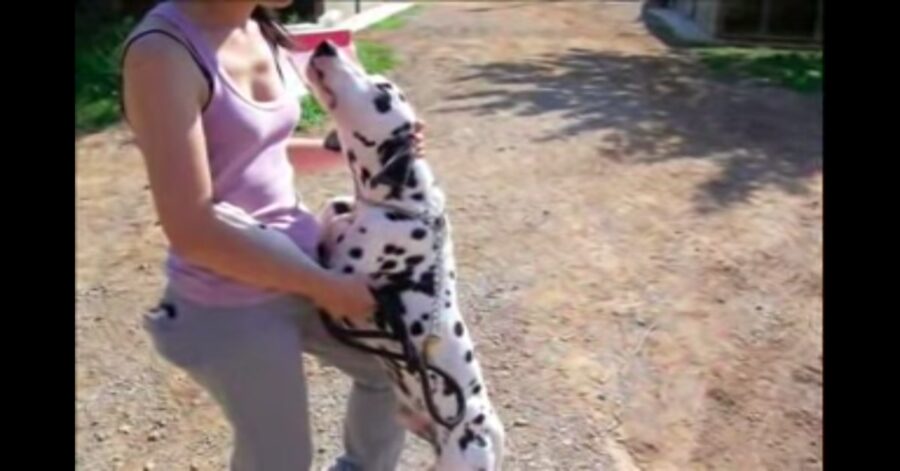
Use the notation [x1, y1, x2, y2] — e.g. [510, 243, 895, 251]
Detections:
[144, 291, 316, 470]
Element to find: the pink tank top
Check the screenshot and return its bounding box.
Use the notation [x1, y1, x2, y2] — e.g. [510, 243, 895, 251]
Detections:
[136, 2, 322, 306]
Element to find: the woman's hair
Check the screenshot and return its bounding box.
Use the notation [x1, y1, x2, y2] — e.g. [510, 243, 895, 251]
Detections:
[252, 7, 296, 50]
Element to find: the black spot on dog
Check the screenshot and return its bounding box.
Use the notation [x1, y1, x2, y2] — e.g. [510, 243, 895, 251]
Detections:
[336, 234, 345, 244]
[410, 321, 424, 336]
[405, 255, 424, 266]
[421, 313, 430, 321]
[257, 223, 268, 229]
[472, 384, 482, 395]
[449, 270, 456, 279]
[399, 93, 407, 102]
[417, 271, 437, 296]
[332, 201, 351, 215]
[458, 427, 476, 451]
[381, 260, 397, 271]
[349, 247, 363, 259]
[406, 171, 418, 189]
[347, 150, 357, 163]
[377, 136, 407, 165]
[360, 167, 371, 184]
[411, 228, 427, 240]
[343, 265, 354, 274]
[411, 192, 425, 201]
[353, 131, 376, 147]
[374, 155, 413, 199]
[387, 269, 414, 285]
[445, 289, 451, 296]
[445, 301, 452, 308]
[396, 247, 406, 255]
[384, 244, 401, 255]
[374, 92, 392, 113]
[386, 212, 411, 221]
[454, 321, 464, 337]
[474, 413, 485, 425]
[465, 350, 473, 363]
[392, 122, 412, 136]
[359, 227, 367, 234]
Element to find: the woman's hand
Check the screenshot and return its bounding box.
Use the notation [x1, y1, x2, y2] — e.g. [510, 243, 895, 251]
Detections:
[313, 273, 376, 322]
[412, 120, 426, 158]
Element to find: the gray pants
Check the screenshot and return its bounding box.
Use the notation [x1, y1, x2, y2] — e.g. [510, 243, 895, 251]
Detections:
[144, 288, 406, 471]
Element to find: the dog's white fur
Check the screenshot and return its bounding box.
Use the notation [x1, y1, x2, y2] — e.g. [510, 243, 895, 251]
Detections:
[305, 40, 505, 470]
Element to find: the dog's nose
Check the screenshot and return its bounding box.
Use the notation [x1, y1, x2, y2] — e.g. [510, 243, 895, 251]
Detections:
[313, 40, 338, 58]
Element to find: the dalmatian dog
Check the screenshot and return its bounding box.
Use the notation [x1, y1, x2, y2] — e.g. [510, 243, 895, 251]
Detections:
[304, 40, 505, 470]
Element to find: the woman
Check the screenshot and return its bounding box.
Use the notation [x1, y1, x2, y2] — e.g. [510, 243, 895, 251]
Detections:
[121, 1, 424, 469]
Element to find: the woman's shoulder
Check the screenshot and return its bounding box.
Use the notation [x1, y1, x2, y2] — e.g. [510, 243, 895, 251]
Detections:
[121, 15, 212, 114]
[122, 14, 203, 80]
[125, 12, 182, 47]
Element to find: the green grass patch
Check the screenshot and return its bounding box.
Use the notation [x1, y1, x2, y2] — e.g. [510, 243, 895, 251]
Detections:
[75, 15, 136, 133]
[355, 40, 398, 74]
[697, 47, 822, 93]
[298, 39, 398, 130]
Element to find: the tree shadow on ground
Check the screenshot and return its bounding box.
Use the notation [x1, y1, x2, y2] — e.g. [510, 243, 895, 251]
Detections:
[435, 47, 822, 212]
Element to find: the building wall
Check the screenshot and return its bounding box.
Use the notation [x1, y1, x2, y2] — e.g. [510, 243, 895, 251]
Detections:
[670, 0, 720, 36]
[664, 0, 821, 44]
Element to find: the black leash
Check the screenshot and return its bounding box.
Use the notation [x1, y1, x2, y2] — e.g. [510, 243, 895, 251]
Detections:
[318, 289, 466, 430]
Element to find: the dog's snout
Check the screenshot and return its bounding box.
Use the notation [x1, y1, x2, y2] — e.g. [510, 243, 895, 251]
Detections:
[313, 40, 338, 58]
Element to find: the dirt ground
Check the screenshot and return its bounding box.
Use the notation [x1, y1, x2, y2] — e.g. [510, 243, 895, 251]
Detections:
[76, 2, 822, 470]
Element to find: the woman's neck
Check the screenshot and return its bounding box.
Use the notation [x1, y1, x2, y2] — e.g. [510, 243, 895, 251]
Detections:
[174, 0, 257, 30]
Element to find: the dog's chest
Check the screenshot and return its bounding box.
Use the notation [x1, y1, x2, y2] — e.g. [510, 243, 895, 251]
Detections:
[322, 205, 485, 409]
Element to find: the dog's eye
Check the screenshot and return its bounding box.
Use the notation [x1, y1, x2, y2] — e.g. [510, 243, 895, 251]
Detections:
[376, 82, 394, 92]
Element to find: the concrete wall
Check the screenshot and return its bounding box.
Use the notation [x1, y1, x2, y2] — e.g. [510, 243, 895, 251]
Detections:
[670, 0, 719, 36]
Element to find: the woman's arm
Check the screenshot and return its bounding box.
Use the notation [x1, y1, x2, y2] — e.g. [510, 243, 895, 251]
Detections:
[123, 35, 373, 319]
[287, 136, 345, 173]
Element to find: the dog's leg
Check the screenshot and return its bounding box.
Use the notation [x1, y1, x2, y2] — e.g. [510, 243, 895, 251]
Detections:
[485, 411, 506, 470]
[317, 195, 357, 266]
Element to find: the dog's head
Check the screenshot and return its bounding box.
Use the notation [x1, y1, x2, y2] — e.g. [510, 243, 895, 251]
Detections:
[306, 40, 423, 201]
